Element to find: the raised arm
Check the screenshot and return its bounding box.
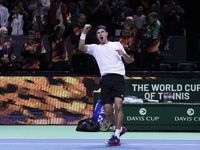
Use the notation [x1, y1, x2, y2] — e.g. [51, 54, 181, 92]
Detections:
[78, 24, 91, 52]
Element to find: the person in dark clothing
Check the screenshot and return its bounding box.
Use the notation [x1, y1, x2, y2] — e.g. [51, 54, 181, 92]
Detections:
[125, 16, 143, 71]
[91, 0, 112, 34]
[116, 23, 138, 71]
[111, 0, 134, 37]
[140, 12, 167, 71]
[27, 14, 47, 70]
[163, 2, 184, 36]
[48, 14, 73, 72]
[20, 30, 41, 70]
[0, 27, 16, 72]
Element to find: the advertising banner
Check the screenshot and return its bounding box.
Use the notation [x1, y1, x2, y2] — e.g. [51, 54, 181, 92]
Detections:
[123, 104, 200, 125]
[125, 79, 200, 103]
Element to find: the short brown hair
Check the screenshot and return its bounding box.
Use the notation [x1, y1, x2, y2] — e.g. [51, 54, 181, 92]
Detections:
[28, 30, 36, 36]
[148, 12, 158, 18]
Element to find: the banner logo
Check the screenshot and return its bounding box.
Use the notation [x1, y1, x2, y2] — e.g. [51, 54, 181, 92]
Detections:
[187, 108, 195, 116]
[139, 108, 147, 115]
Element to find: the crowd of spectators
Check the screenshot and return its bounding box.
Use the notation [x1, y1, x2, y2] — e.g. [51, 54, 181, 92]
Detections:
[0, 0, 185, 74]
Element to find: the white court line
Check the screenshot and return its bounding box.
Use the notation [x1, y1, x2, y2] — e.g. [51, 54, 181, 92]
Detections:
[0, 143, 199, 146]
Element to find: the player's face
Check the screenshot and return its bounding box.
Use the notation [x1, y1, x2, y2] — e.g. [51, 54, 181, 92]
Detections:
[28, 34, 36, 44]
[78, 16, 86, 26]
[96, 29, 108, 44]
[149, 16, 157, 25]
[0, 27, 8, 38]
[118, 0, 126, 7]
[127, 18, 135, 28]
[123, 26, 131, 36]
[32, 23, 39, 31]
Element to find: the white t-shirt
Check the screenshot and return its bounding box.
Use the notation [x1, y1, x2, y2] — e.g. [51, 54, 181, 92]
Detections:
[86, 41, 126, 77]
[134, 14, 146, 29]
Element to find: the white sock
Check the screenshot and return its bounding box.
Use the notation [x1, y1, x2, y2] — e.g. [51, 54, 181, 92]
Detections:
[113, 126, 122, 132]
[120, 126, 123, 132]
[115, 129, 121, 139]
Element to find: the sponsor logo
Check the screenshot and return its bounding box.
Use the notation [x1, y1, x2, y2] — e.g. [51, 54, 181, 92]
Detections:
[175, 108, 200, 122]
[187, 108, 194, 116]
[139, 108, 147, 115]
[127, 108, 160, 122]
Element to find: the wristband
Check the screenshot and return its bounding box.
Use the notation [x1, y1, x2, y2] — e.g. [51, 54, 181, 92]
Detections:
[80, 33, 86, 40]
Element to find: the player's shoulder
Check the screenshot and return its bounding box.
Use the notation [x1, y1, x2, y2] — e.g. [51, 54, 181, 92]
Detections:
[87, 43, 98, 49]
[109, 41, 120, 44]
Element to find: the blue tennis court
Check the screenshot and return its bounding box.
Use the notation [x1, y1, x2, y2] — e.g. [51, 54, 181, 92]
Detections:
[0, 125, 199, 150]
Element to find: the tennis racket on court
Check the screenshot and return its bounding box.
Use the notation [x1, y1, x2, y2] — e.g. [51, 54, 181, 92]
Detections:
[100, 116, 111, 131]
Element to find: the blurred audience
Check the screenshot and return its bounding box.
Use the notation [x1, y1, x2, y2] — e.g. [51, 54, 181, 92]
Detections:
[71, 13, 95, 74]
[0, 27, 16, 71]
[49, 0, 68, 34]
[68, 0, 86, 25]
[8, 0, 29, 13]
[27, 14, 47, 70]
[91, 0, 112, 34]
[111, 0, 134, 37]
[48, 14, 73, 72]
[134, 6, 146, 30]
[8, 4, 28, 35]
[163, 1, 184, 36]
[116, 23, 137, 71]
[125, 16, 143, 71]
[140, 12, 167, 71]
[0, 0, 189, 73]
[145, 0, 161, 25]
[20, 30, 41, 70]
[161, 0, 185, 15]
[0, 0, 9, 28]
[28, 0, 50, 31]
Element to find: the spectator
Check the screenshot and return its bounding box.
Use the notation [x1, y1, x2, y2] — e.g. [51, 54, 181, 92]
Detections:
[49, 0, 68, 34]
[48, 14, 73, 72]
[68, 0, 86, 25]
[0, 27, 16, 72]
[8, 0, 29, 35]
[161, 0, 185, 15]
[107, 0, 118, 12]
[163, 2, 184, 36]
[83, 0, 95, 23]
[20, 30, 41, 71]
[8, 0, 29, 13]
[8, 5, 28, 36]
[0, 0, 9, 28]
[125, 16, 143, 71]
[28, 0, 50, 30]
[140, 12, 167, 71]
[71, 13, 95, 74]
[134, 6, 146, 30]
[116, 24, 137, 71]
[111, 0, 134, 37]
[27, 14, 47, 70]
[91, 0, 112, 34]
[145, 0, 162, 25]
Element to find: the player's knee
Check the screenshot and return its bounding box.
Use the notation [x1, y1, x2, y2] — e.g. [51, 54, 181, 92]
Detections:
[115, 104, 122, 113]
[104, 109, 113, 116]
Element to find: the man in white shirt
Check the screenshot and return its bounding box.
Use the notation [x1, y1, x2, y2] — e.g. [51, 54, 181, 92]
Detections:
[79, 24, 132, 146]
[134, 6, 146, 30]
[0, 0, 9, 28]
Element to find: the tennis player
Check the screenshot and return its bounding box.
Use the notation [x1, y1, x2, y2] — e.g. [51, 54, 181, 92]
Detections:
[79, 24, 132, 146]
